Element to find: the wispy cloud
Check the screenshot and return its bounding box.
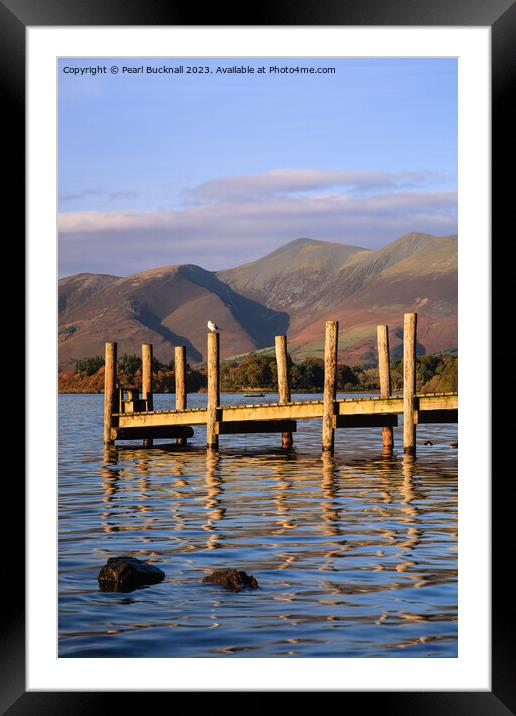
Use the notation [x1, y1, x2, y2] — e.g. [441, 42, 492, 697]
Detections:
[188, 168, 442, 202]
[59, 188, 140, 204]
[58, 191, 456, 234]
[59, 188, 104, 203]
[58, 171, 457, 276]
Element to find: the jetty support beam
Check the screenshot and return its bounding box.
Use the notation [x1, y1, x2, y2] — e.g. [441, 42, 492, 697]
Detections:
[218, 420, 296, 435]
[207, 331, 220, 450]
[103, 341, 117, 445]
[416, 409, 458, 424]
[142, 343, 154, 447]
[377, 324, 394, 455]
[275, 335, 293, 449]
[336, 414, 398, 429]
[175, 345, 187, 446]
[403, 313, 417, 456]
[111, 426, 194, 441]
[322, 320, 338, 453]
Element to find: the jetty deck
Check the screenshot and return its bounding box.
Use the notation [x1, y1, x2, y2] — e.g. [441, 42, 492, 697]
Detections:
[103, 314, 458, 456]
[114, 393, 457, 427]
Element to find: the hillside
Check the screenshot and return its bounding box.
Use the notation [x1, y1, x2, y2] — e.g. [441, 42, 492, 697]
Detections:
[58, 264, 288, 369]
[217, 238, 368, 310]
[58, 232, 457, 370]
[219, 233, 457, 365]
[283, 233, 457, 364]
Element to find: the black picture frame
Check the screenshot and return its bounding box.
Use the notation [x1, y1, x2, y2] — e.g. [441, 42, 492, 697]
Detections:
[5, 0, 512, 709]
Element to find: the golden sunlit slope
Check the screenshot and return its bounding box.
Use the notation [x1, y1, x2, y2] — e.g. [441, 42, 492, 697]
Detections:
[285, 233, 457, 364]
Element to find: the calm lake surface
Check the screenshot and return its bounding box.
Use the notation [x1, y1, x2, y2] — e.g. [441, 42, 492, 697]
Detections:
[58, 393, 458, 658]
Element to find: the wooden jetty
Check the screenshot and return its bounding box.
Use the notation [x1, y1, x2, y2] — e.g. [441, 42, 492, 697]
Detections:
[103, 313, 458, 456]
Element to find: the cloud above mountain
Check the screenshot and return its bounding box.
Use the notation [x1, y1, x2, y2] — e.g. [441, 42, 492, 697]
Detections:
[58, 168, 457, 276]
[187, 168, 443, 201]
[59, 188, 141, 203]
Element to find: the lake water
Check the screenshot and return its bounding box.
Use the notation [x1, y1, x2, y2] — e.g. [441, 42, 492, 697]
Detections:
[58, 393, 458, 658]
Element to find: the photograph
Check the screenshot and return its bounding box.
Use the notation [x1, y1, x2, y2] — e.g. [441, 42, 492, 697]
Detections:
[8, 3, 509, 702]
[57, 55, 460, 659]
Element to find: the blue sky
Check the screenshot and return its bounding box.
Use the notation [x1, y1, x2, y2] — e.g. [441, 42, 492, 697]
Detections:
[58, 57, 457, 277]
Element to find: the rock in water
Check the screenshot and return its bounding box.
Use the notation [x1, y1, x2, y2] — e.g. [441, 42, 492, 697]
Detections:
[98, 556, 165, 592]
[202, 568, 258, 592]
[450, 442, 458, 448]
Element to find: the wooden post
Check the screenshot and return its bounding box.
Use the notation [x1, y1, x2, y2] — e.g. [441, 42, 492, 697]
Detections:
[322, 321, 338, 452]
[377, 325, 394, 454]
[175, 345, 187, 446]
[142, 343, 154, 447]
[103, 342, 117, 445]
[403, 313, 417, 456]
[275, 335, 293, 448]
[206, 331, 220, 450]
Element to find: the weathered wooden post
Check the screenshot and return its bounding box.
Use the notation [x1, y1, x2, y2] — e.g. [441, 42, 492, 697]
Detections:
[275, 335, 293, 448]
[322, 321, 338, 453]
[403, 313, 417, 456]
[175, 345, 187, 446]
[377, 325, 394, 454]
[103, 342, 117, 445]
[142, 343, 154, 447]
[207, 331, 220, 450]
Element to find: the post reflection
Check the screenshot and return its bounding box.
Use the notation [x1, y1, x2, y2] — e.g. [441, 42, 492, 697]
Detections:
[320, 452, 341, 536]
[203, 448, 225, 549]
[318, 453, 348, 573]
[93, 440, 454, 627]
[271, 460, 294, 535]
[373, 456, 401, 550]
[100, 447, 121, 533]
[136, 456, 150, 512]
[392, 455, 423, 576]
[167, 457, 188, 533]
[102, 445, 119, 467]
[268, 456, 301, 572]
[377, 452, 397, 503]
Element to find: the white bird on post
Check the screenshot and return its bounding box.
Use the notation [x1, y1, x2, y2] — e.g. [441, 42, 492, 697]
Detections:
[207, 320, 223, 333]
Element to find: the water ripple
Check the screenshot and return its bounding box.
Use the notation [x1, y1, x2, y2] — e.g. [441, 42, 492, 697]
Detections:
[59, 393, 457, 658]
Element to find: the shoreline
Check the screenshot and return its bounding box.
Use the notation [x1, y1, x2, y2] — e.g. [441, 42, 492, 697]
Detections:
[58, 389, 393, 396]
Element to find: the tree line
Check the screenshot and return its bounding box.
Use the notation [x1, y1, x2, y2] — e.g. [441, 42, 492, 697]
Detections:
[69, 350, 457, 394]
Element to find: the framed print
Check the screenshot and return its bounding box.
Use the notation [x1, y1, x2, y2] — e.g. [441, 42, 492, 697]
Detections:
[5, 0, 513, 709]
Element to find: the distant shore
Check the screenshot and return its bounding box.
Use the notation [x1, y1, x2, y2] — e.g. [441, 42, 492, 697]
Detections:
[59, 349, 456, 395]
[58, 388, 381, 396]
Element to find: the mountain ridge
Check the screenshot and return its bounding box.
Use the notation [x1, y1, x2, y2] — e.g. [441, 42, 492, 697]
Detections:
[58, 232, 457, 369]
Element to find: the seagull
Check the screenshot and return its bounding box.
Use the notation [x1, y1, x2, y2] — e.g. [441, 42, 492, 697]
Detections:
[207, 320, 223, 333]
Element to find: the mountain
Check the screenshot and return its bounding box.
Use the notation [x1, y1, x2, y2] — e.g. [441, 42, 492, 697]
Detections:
[58, 264, 288, 369]
[217, 238, 367, 311]
[219, 233, 457, 365]
[58, 232, 457, 370]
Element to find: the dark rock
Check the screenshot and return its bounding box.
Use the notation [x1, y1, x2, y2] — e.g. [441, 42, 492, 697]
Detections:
[98, 556, 165, 592]
[450, 442, 458, 448]
[423, 440, 433, 446]
[202, 568, 259, 592]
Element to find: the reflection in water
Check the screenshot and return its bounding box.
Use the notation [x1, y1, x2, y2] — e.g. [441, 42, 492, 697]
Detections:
[320, 453, 338, 528]
[203, 449, 225, 550]
[100, 448, 120, 534]
[169, 459, 187, 534]
[136, 458, 151, 525]
[270, 461, 297, 572]
[319, 453, 348, 573]
[59, 394, 458, 659]
[397, 456, 422, 556]
[272, 461, 294, 535]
